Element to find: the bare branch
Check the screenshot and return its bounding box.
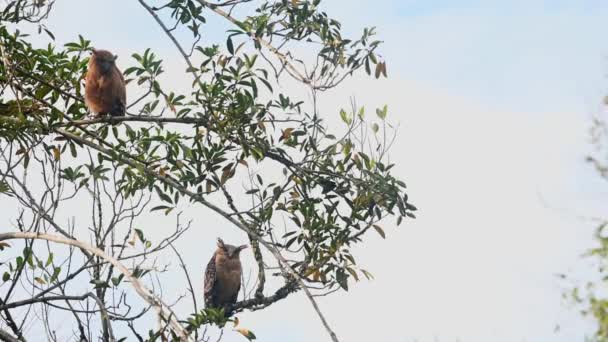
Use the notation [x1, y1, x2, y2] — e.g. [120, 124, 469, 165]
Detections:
[168, 241, 199, 341]
[0, 328, 20, 342]
[136, 0, 204, 88]
[0, 232, 191, 341]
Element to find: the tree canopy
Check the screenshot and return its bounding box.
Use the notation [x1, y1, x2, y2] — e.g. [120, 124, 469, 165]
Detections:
[0, 1, 416, 341]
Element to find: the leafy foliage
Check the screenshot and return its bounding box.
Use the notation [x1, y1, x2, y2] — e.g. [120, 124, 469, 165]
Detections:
[0, 0, 416, 341]
[568, 117, 608, 341]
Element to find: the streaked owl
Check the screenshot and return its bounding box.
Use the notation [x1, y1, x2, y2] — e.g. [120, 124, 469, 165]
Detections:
[204, 238, 248, 311]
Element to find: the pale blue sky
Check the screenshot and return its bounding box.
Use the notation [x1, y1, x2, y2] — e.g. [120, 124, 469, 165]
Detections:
[7, 1, 608, 341]
[336, 0, 608, 113]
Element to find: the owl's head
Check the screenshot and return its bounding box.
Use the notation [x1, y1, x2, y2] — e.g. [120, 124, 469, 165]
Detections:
[90, 48, 118, 74]
[217, 238, 248, 259]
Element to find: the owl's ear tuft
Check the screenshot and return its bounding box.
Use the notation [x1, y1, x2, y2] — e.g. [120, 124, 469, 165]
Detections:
[217, 238, 225, 249]
[238, 244, 248, 251]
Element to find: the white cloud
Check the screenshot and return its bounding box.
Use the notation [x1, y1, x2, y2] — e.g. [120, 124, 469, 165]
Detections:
[295, 74, 596, 342]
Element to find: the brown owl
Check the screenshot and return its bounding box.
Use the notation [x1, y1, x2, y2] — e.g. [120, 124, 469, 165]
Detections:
[84, 49, 126, 117]
[204, 238, 248, 311]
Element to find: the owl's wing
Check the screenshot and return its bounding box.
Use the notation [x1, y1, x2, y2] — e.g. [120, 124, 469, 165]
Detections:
[203, 254, 216, 307]
[110, 99, 125, 116]
[110, 66, 126, 116]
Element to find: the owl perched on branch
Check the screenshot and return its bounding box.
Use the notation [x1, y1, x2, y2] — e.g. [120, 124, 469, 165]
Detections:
[204, 238, 248, 311]
[84, 49, 126, 118]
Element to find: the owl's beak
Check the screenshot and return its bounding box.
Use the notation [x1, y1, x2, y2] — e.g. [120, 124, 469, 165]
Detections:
[100, 61, 112, 73]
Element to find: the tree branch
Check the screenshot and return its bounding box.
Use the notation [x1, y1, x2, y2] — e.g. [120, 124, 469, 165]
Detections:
[1, 293, 116, 342]
[0, 232, 191, 341]
[53, 127, 340, 342]
[198, 0, 311, 86]
[168, 241, 199, 341]
[85, 292, 115, 342]
[228, 280, 298, 314]
[0, 328, 19, 342]
[136, 0, 204, 88]
[0, 295, 89, 310]
[0, 296, 26, 341]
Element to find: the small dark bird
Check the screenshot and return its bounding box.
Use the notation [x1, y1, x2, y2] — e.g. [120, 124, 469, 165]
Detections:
[84, 49, 126, 117]
[204, 238, 248, 311]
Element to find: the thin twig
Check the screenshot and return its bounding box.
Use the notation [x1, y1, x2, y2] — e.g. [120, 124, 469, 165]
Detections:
[136, 0, 204, 88]
[168, 241, 199, 341]
[198, 0, 310, 86]
[0, 232, 191, 341]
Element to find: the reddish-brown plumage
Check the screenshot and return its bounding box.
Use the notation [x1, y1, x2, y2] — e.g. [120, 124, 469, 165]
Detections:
[84, 49, 126, 117]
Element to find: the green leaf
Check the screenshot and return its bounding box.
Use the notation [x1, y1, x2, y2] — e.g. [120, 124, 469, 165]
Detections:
[151, 205, 171, 212]
[336, 269, 348, 291]
[134, 229, 145, 243]
[227, 36, 235, 55]
[155, 188, 173, 204]
[0, 181, 12, 196]
[45, 253, 54, 267]
[346, 267, 359, 281]
[111, 274, 124, 286]
[2, 272, 10, 282]
[371, 123, 379, 133]
[69, 142, 77, 158]
[342, 141, 352, 156]
[361, 269, 374, 280]
[376, 105, 387, 120]
[251, 147, 264, 160]
[375, 62, 382, 79]
[358, 107, 365, 120]
[50, 267, 61, 282]
[16, 256, 23, 269]
[369, 52, 377, 64]
[372, 225, 385, 239]
[339, 109, 351, 125]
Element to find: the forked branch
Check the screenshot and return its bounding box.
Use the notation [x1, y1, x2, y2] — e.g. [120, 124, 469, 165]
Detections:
[0, 232, 191, 341]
